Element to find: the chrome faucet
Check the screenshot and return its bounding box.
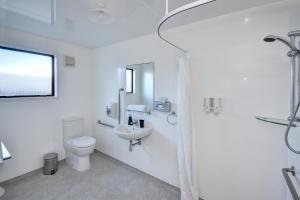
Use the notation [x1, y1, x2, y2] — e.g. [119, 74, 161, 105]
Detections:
[132, 119, 138, 126]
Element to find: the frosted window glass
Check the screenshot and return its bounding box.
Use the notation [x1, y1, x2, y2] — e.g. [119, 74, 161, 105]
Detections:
[0, 47, 55, 98]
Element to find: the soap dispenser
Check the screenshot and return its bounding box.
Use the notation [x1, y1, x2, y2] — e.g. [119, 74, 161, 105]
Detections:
[128, 114, 133, 126]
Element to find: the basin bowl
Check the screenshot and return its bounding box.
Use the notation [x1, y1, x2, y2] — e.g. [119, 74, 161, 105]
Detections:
[114, 124, 152, 140]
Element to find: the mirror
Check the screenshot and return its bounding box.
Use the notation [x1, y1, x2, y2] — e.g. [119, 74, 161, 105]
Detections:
[125, 63, 154, 113]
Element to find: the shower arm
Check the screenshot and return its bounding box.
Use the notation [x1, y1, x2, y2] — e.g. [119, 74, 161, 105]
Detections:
[157, 0, 216, 53]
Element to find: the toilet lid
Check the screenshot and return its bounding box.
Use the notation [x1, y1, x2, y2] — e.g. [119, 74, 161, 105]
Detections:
[70, 136, 96, 148]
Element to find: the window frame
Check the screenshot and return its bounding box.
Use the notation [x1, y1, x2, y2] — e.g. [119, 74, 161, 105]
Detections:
[0, 45, 56, 99]
[126, 68, 134, 94]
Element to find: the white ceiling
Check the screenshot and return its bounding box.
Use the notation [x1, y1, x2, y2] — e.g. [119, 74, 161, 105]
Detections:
[0, 0, 282, 48]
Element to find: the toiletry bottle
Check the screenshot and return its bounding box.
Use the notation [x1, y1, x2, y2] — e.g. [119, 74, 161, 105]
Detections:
[128, 114, 133, 126]
[139, 119, 144, 128]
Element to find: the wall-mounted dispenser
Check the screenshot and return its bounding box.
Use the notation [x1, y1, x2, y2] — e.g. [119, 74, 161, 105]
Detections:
[154, 97, 171, 112]
[106, 103, 118, 119]
[204, 97, 222, 114]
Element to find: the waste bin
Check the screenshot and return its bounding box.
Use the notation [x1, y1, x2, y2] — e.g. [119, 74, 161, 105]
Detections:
[43, 153, 58, 175]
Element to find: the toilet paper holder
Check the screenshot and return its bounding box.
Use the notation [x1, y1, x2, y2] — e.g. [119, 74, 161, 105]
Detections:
[106, 103, 118, 119]
[106, 106, 112, 116]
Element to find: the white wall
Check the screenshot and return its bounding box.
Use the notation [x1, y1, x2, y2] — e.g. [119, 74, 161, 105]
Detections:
[0, 27, 93, 182]
[92, 0, 300, 199]
[92, 35, 179, 186]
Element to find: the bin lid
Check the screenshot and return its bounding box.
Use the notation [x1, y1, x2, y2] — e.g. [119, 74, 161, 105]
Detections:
[43, 153, 58, 160]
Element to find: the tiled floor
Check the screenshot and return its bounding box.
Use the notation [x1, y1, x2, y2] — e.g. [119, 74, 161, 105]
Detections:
[1, 151, 180, 200]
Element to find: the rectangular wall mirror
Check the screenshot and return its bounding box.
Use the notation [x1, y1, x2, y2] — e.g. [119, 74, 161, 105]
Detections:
[125, 62, 154, 113]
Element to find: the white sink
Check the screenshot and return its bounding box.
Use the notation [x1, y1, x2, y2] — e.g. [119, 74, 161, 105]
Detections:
[114, 124, 152, 140]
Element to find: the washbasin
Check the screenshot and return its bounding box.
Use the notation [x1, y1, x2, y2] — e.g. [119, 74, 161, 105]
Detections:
[114, 124, 152, 140]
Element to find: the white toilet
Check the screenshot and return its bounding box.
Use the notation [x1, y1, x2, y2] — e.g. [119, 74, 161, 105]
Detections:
[62, 115, 96, 171]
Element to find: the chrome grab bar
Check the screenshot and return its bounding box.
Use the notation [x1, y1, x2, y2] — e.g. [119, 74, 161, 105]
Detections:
[118, 88, 124, 124]
[282, 166, 299, 200]
[97, 120, 114, 129]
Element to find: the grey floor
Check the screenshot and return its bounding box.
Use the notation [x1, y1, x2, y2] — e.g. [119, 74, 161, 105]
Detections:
[1, 152, 180, 200]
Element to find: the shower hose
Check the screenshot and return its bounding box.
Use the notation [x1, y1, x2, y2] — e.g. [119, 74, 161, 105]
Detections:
[285, 101, 300, 154]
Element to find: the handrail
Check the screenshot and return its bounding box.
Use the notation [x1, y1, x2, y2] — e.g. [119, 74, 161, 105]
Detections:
[282, 166, 299, 200]
[118, 88, 124, 124]
[97, 120, 114, 128]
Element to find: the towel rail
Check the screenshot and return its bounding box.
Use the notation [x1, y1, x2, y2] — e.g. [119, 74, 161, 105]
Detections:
[283, 166, 299, 200]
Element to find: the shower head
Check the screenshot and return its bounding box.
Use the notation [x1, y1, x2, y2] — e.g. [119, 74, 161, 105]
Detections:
[264, 35, 298, 51]
[263, 36, 277, 42]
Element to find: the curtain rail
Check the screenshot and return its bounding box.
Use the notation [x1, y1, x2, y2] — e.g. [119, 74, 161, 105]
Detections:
[157, 0, 216, 53]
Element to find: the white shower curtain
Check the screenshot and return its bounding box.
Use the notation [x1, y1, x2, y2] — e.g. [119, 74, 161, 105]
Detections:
[177, 53, 199, 200]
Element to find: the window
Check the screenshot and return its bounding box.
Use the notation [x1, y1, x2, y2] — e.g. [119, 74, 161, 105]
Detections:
[126, 68, 135, 93]
[0, 46, 55, 98]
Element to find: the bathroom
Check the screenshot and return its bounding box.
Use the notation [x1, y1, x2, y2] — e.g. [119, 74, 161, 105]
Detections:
[0, 0, 300, 199]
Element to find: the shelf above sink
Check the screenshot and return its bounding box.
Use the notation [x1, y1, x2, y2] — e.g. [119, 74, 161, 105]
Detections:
[255, 116, 299, 127]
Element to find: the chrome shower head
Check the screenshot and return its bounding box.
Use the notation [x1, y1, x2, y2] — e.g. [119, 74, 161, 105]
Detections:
[263, 36, 276, 42]
[264, 35, 298, 51]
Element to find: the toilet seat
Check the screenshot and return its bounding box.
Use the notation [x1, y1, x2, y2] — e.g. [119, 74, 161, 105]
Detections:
[69, 136, 96, 148]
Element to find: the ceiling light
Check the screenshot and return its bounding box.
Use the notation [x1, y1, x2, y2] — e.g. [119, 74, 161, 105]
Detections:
[88, 0, 114, 24]
[244, 17, 250, 23]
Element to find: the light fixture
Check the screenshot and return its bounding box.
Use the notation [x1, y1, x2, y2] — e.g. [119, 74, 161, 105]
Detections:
[88, 0, 114, 24]
[87, 0, 138, 25]
[244, 17, 250, 23]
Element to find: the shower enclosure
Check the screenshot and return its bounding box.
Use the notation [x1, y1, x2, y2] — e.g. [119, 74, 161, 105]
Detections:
[257, 30, 300, 200]
[257, 30, 300, 153]
[158, 1, 300, 199]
